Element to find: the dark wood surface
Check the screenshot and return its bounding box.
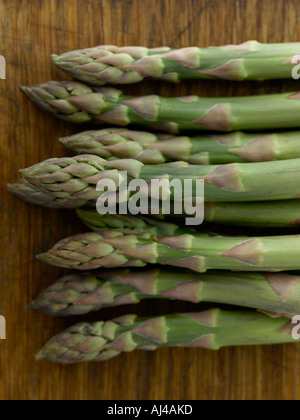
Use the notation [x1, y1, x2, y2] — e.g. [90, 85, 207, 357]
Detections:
[1, 0, 300, 400]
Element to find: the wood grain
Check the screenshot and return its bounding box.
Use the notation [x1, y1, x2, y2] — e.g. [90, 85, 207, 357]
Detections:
[1, 0, 300, 400]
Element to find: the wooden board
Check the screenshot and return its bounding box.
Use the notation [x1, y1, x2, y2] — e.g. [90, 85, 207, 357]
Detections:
[1, 0, 300, 400]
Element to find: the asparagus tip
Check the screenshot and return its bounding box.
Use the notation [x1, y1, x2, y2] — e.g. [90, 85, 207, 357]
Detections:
[6, 183, 14, 192]
[35, 351, 45, 361]
[19, 85, 27, 94]
[36, 253, 47, 262]
[19, 168, 32, 179]
[58, 136, 68, 145]
[27, 302, 37, 310]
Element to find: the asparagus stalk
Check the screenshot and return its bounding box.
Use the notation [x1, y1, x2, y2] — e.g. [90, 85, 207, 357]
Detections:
[204, 201, 300, 227]
[37, 229, 300, 272]
[60, 128, 300, 165]
[78, 203, 300, 230]
[37, 309, 298, 363]
[52, 42, 300, 85]
[20, 81, 300, 133]
[29, 269, 300, 317]
[20, 154, 300, 203]
[7, 179, 86, 209]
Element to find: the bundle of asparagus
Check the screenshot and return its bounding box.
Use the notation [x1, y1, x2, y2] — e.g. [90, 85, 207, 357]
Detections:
[12, 42, 300, 364]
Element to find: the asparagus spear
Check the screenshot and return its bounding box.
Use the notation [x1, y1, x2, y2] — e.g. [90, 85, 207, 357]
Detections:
[9, 179, 300, 228]
[60, 128, 300, 165]
[29, 269, 300, 317]
[37, 229, 300, 272]
[52, 42, 300, 85]
[7, 179, 86, 209]
[8, 181, 300, 228]
[20, 81, 300, 133]
[20, 155, 300, 203]
[36, 309, 298, 363]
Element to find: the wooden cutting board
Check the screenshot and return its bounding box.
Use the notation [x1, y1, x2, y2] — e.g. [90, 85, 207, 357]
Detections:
[1, 0, 300, 400]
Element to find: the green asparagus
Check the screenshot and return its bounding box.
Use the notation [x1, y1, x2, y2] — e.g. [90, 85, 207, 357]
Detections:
[37, 229, 300, 272]
[52, 42, 300, 85]
[20, 155, 300, 203]
[60, 128, 300, 165]
[7, 179, 86, 209]
[78, 203, 300, 230]
[20, 81, 300, 133]
[8, 180, 300, 228]
[29, 269, 300, 317]
[204, 201, 300, 227]
[36, 309, 298, 363]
